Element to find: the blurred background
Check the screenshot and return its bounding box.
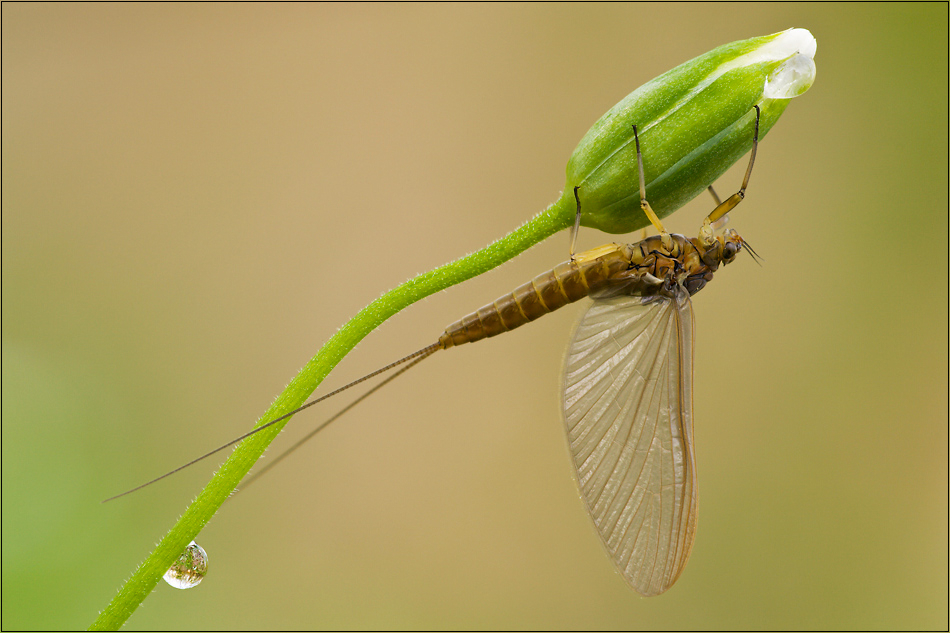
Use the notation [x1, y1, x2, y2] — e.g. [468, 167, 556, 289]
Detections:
[3, 4, 947, 630]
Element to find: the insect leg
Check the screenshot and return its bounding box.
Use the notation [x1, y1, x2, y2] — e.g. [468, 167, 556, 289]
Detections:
[703, 105, 761, 228]
[632, 124, 673, 251]
[569, 186, 583, 261]
[705, 186, 732, 232]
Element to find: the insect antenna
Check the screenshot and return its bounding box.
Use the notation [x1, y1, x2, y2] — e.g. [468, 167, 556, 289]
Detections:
[741, 236, 764, 266]
[102, 342, 442, 503]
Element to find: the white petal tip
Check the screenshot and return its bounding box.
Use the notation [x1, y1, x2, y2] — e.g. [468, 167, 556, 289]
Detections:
[774, 28, 817, 59]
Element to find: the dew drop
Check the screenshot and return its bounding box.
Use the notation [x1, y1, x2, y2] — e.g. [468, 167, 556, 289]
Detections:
[163, 541, 208, 589]
[764, 53, 817, 99]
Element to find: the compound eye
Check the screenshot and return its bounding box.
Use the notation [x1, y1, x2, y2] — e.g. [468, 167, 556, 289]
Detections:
[724, 242, 738, 258]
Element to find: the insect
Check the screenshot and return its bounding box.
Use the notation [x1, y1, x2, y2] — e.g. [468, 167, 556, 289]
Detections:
[110, 107, 762, 597]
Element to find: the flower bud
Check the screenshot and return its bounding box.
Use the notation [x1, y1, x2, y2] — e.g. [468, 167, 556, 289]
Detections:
[567, 28, 816, 234]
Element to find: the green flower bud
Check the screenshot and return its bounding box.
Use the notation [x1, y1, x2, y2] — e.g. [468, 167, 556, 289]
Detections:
[567, 28, 817, 234]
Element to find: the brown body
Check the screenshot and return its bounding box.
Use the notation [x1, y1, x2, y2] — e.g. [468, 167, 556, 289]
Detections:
[439, 232, 743, 349]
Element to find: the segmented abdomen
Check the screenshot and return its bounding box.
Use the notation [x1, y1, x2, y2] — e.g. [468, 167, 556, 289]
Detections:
[439, 244, 632, 348]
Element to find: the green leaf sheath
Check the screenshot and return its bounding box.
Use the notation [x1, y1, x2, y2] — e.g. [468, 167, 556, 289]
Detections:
[91, 28, 815, 629]
[89, 199, 575, 631]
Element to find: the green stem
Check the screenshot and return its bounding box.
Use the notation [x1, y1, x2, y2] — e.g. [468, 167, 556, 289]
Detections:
[89, 194, 575, 630]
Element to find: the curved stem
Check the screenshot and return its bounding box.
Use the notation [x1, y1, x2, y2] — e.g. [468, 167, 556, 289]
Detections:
[89, 194, 575, 630]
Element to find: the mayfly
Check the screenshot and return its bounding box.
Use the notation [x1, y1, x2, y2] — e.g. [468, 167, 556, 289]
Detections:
[109, 107, 763, 597]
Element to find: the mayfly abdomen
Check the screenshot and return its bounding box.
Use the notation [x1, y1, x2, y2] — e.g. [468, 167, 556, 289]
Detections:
[439, 243, 634, 349]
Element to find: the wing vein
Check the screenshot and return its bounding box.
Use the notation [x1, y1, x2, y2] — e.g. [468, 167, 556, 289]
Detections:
[562, 291, 698, 597]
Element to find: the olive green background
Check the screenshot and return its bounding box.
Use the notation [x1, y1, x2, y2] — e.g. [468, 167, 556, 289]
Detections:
[3, 4, 947, 630]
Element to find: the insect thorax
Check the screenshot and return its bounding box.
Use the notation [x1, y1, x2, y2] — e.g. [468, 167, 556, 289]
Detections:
[618, 233, 740, 297]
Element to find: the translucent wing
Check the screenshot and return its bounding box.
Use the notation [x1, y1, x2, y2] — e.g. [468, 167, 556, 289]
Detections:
[562, 288, 697, 596]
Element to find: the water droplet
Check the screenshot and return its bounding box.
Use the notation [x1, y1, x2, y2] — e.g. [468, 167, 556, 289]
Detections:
[163, 541, 208, 589]
[764, 53, 817, 99]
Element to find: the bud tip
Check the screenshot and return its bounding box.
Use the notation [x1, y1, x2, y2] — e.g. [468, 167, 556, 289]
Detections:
[763, 28, 817, 99]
